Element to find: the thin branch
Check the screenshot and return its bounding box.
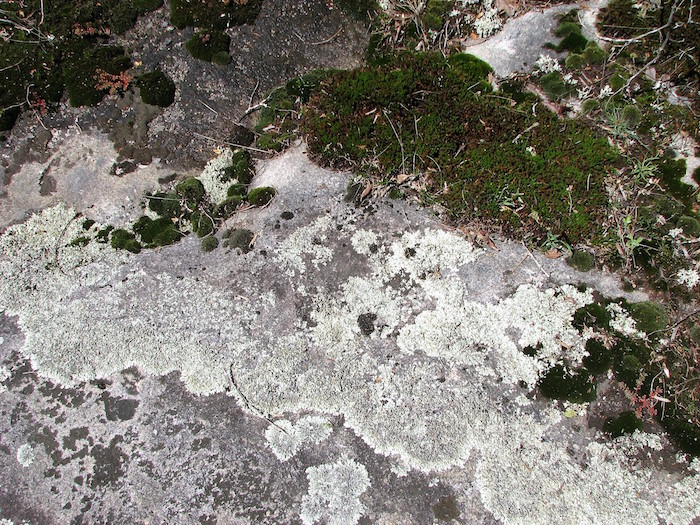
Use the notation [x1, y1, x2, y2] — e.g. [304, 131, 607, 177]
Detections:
[192, 131, 273, 154]
[310, 26, 342, 46]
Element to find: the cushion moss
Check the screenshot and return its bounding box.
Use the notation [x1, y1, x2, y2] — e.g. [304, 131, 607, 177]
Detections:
[247, 187, 276, 206]
[136, 70, 176, 107]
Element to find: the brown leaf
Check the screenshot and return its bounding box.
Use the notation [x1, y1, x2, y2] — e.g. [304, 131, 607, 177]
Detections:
[544, 249, 562, 259]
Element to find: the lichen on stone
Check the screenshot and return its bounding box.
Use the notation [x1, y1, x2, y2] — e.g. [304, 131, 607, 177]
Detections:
[265, 416, 333, 461]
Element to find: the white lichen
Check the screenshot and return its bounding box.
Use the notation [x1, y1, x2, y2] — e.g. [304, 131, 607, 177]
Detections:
[535, 54, 562, 74]
[16, 444, 35, 467]
[300, 456, 370, 525]
[196, 148, 234, 205]
[275, 216, 334, 275]
[473, 3, 502, 38]
[265, 416, 333, 461]
[607, 302, 643, 338]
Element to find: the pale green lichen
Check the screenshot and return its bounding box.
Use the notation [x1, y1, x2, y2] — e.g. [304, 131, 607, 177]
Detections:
[16, 443, 34, 467]
[196, 148, 235, 205]
[265, 416, 333, 461]
[300, 456, 370, 525]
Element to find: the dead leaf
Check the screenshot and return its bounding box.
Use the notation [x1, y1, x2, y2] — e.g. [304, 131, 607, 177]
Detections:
[360, 183, 372, 200]
[545, 249, 562, 259]
[396, 173, 411, 184]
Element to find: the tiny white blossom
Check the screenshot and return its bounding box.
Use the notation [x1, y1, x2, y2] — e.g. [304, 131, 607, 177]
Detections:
[535, 54, 561, 74]
[677, 268, 699, 289]
[598, 85, 613, 98]
[668, 227, 684, 238]
[563, 73, 578, 85]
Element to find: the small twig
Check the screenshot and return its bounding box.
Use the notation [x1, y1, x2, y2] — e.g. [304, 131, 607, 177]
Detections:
[522, 240, 550, 278]
[248, 78, 260, 108]
[26, 84, 47, 131]
[0, 58, 25, 72]
[199, 99, 218, 115]
[512, 122, 540, 144]
[227, 365, 288, 434]
[192, 131, 273, 154]
[310, 26, 342, 46]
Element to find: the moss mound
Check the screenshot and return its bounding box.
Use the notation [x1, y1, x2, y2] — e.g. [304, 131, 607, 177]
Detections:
[222, 228, 255, 253]
[63, 46, 131, 107]
[567, 251, 595, 272]
[137, 70, 176, 107]
[184, 30, 231, 62]
[303, 52, 616, 244]
[604, 411, 643, 438]
[247, 186, 276, 206]
[629, 301, 668, 335]
[110, 228, 141, 253]
[175, 177, 205, 207]
[538, 364, 597, 403]
[133, 216, 182, 246]
[201, 236, 219, 252]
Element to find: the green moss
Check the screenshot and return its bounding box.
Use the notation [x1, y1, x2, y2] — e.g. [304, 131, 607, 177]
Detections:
[169, 0, 261, 30]
[201, 236, 219, 252]
[554, 20, 582, 38]
[621, 104, 642, 129]
[133, 216, 182, 246]
[677, 215, 700, 237]
[582, 338, 611, 375]
[653, 195, 684, 219]
[82, 218, 96, 230]
[286, 70, 332, 104]
[211, 50, 232, 65]
[191, 211, 214, 238]
[539, 72, 569, 99]
[693, 166, 700, 185]
[110, 228, 141, 253]
[611, 337, 650, 388]
[184, 31, 231, 62]
[212, 196, 242, 219]
[63, 46, 131, 107]
[573, 302, 611, 331]
[227, 183, 248, 198]
[257, 133, 284, 152]
[656, 158, 693, 207]
[222, 228, 255, 253]
[222, 150, 255, 185]
[554, 31, 588, 54]
[603, 411, 643, 438]
[136, 70, 175, 107]
[247, 186, 276, 206]
[303, 52, 615, 245]
[629, 301, 668, 335]
[538, 364, 597, 403]
[660, 409, 700, 456]
[147, 192, 185, 219]
[336, 0, 378, 19]
[582, 41, 607, 64]
[133, 0, 164, 13]
[567, 250, 595, 272]
[581, 99, 599, 114]
[597, 0, 648, 38]
[70, 236, 91, 247]
[175, 177, 205, 207]
[565, 54, 584, 70]
[96, 226, 114, 243]
[0, 107, 21, 132]
[608, 73, 626, 91]
[422, 0, 448, 30]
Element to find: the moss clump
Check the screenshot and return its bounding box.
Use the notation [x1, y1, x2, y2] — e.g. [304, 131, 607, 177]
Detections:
[136, 70, 175, 107]
[184, 31, 231, 62]
[573, 302, 611, 331]
[227, 183, 248, 198]
[582, 41, 607, 64]
[133, 216, 182, 246]
[581, 99, 600, 114]
[169, 0, 261, 30]
[336, 0, 378, 19]
[597, 0, 648, 38]
[96, 226, 114, 243]
[201, 236, 219, 252]
[147, 192, 185, 219]
[608, 73, 626, 91]
[222, 228, 255, 253]
[567, 250, 595, 272]
[677, 216, 700, 237]
[286, 70, 333, 104]
[422, 0, 448, 30]
[656, 157, 693, 208]
[191, 211, 215, 238]
[539, 71, 569, 99]
[212, 196, 242, 219]
[629, 301, 668, 335]
[604, 411, 643, 438]
[538, 364, 597, 403]
[110, 228, 142, 253]
[223, 150, 254, 184]
[70, 236, 91, 247]
[0, 107, 21, 132]
[63, 46, 131, 107]
[175, 177, 205, 207]
[82, 218, 96, 230]
[565, 54, 584, 69]
[211, 51, 232, 66]
[247, 186, 276, 206]
[303, 52, 615, 245]
[621, 105, 642, 129]
[660, 410, 700, 456]
[582, 338, 611, 375]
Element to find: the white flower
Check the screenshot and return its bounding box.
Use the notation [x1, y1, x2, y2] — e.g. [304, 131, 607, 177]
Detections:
[598, 85, 613, 98]
[563, 73, 579, 85]
[577, 86, 593, 99]
[677, 268, 699, 289]
[535, 54, 562, 74]
[668, 227, 684, 238]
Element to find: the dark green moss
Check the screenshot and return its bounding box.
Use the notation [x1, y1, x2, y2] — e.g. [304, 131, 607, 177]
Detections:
[222, 228, 255, 253]
[136, 70, 175, 107]
[567, 250, 595, 272]
[191, 211, 215, 238]
[660, 410, 700, 456]
[184, 31, 231, 62]
[582, 41, 607, 64]
[677, 216, 700, 237]
[608, 73, 625, 91]
[82, 218, 96, 230]
[0, 107, 21, 132]
[656, 158, 693, 207]
[422, 0, 448, 30]
[336, 0, 378, 19]
[539, 71, 569, 99]
[63, 46, 131, 107]
[201, 236, 219, 252]
[611, 337, 651, 388]
[653, 195, 684, 219]
[581, 99, 600, 114]
[693, 166, 700, 185]
[108, 1, 138, 33]
[597, 0, 648, 38]
[227, 184, 248, 198]
[303, 52, 615, 245]
[247, 186, 276, 206]
[70, 236, 91, 247]
[603, 411, 643, 438]
[629, 301, 669, 335]
[573, 302, 611, 331]
[133, 216, 182, 246]
[621, 105, 642, 129]
[96, 226, 114, 243]
[565, 53, 585, 69]
[286, 70, 332, 104]
[211, 50, 232, 65]
[223, 150, 254, 184]
[582, 338, 611, 375]
[148, 192, 185, 219]
[689, 325, 700, 344]
[169, 0, 261, 29]
[133, 0, 164, 13]
[552, 31, 588, 53]
[538, 364, 596, 403]
[212, 196, 242, 219]
[175, 177, 205, 207]
[554, 20, 582, 38]
[110, 228, 141, 253]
